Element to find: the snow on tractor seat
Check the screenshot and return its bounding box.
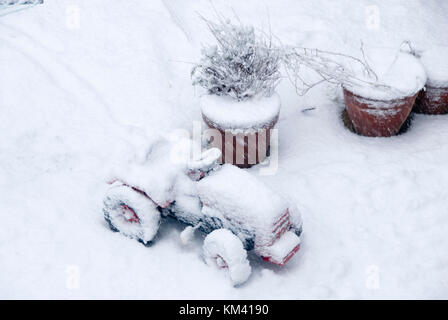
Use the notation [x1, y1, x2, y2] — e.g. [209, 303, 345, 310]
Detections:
[197, 164, 294, 247]
[107, 136, 221, 208]
[107, 137, 191, 207]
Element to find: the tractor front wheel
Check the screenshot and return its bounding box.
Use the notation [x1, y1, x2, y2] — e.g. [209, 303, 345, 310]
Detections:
[203, 229, 251, 286]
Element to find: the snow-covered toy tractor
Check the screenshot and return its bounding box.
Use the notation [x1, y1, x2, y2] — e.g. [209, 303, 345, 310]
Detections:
[103, 137, 302, 286]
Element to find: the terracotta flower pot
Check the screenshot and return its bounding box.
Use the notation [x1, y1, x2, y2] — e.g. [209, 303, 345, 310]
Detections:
[341, 49, 426, 137]
[414, 86, 448, 115]
[415, 46, 448, 115]
[343, 88, 419, 137]
[200, 94, 280, 168]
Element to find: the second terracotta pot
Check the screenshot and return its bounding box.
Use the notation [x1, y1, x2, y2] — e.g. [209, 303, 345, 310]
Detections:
[414, 86, 448, 115]
[417, 46, 448, 115]
[343, 88, 419, 137]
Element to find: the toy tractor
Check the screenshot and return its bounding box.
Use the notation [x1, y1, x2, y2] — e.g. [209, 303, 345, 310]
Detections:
[103, 138, 302, 286]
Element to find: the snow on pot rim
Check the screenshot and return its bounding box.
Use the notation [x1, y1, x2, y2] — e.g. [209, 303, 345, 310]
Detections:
[200, 92, 280, 132]
[343, 50, 427, 103]
[419, 46, 448, 88]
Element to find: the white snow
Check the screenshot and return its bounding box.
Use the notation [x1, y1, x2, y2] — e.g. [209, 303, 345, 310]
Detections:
[344, 49, 427, 101]
[1, 0, 448, 299]
[420, 46, 448, 88]
[200, 92, 281, 131]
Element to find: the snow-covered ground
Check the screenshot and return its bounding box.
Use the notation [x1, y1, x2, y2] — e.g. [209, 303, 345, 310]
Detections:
[1, 0, 448, 299]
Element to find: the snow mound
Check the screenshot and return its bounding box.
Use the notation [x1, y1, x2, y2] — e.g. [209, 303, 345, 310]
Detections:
[420, 46, 448, 88]
[203, 229, 251, 286]
[200, 93, 280, 131]
[345, 49, 427, 101]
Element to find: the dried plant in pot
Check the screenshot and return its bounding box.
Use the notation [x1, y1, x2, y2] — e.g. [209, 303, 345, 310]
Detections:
[192, 18, 281, 168]
[284, 45, 427, 137]
[414, 46, 448, 115]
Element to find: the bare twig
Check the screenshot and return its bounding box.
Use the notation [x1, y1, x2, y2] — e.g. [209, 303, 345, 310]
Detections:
[282, 45, 401, 96]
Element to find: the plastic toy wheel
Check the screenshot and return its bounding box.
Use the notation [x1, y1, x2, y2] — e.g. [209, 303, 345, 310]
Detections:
[203, 229, 251, 286]
[103, 184, 160, 245]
